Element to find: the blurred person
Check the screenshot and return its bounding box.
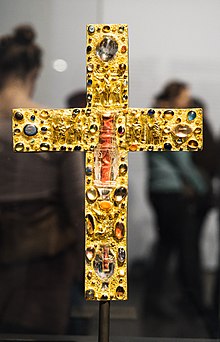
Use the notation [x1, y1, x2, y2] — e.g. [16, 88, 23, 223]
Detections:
[0, 25, 84, 334]
[145, 81, 211, 322]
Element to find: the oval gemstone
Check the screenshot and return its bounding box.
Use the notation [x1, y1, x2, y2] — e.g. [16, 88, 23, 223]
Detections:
[30, 115, 35, 121]
[24, 124, 38, 136]
[86, 187, 98, 202]
[15, 143, 24, 152]
[41, 127, 47, 133]
[116, 286, 125, 299]
[87, 64, 94, 72]
[121, 45, 127, 53]
[72, 109, 80, 116]
[187, 111, 196, 121]
[103, 25, 110, 33]
[87, 45, 92, 54]
[14, 129, 20, 135]
[85, 166, 93, 176]
[173, 124, 192, 138]
[87, 94, 92, 101]
[119, 164, 127, 176]
[40, 143, 50, 151]
[85, 214, 95, 235]
[93, 249, 115, 279]
[118, 248, 126, 263]
[90, 124, 98, 134]
[194, 127, 202, 134]
[188, 140, 199, 150]
[85, 289, 95, 300]
[114, 187, 127, 202]
[74, 146, 81, 151]
[40, 110, 49, 119]
[129, 144, 137, 151]
[85, 247, 95, 262]
[115, 222, 125, 240]
[99, 201, 112, 211]
[88, 25, 95, 34]
[96, 37, 118, 62]
[148, 109, 155, 115]
[118, 126, 125, 136]
[15, 111, 23, 120]
[163, 110, 174, 120]
[164, 143, 172, 150]
[87, 79, 92, 86]
[119, 63, 126, 71]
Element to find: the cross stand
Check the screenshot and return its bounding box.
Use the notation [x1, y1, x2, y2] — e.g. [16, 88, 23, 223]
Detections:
[98, 301, 110, 342]
[12, 24, 203, 342]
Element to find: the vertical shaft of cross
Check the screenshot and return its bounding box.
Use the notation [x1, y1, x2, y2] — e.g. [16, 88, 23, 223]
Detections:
[98, 301, 110, 342]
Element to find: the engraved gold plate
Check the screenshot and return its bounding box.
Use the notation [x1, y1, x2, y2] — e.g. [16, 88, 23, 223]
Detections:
[12, 24, 203, 301]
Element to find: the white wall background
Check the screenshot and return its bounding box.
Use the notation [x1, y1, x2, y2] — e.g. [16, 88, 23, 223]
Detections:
[0, 0, 219, 268]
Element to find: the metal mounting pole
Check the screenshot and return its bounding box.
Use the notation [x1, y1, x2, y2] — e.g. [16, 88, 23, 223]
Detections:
[98, 301, 110, 342]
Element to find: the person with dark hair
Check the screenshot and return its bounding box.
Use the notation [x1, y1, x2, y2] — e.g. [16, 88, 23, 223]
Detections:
[145, 81, 213, 327]
[0, 25, 84, 334]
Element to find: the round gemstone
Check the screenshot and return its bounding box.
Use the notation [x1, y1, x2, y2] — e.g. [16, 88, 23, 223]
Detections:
[14, 128, 20, 135]
[90, 124, 98, 134]
[15, 143, 24, 152]
[85, 247, 95, 262]
[15, 111, 23, 120]
[87, 64, 94, 72]
[119, 164, 127, 176]
[87, 79, 92, 86]
[187, 111, 196, 121]
[85, 166, 93, 176]
[129, 144, 137, 151]
[74, 146, 81, 151]
[86, 289, 95, 300]
[188, 140, 199, 150]
[87, 45, 92, 54]
[88, 25, 95, 34]
[30, 115, 35, 121]
[173, 124, 192, 138]
[119, 63, 126, 71]
[72, 109, 80, 116]
[194, 127, 202, 134]
[114, 187, 127, 202]
[148, 109, 155, 115]
[86, 187, 98, 202]
[121, 46, 127, 53]
[96, 37, 118, 62]
[118, 26, 124, 33]
[87, 94, 92, 101]
[164, 143, 172, 150]
[40, 110, 49, 119]
[60, 146, 66, 151]
[24, 124, 38, 136]
[116, 286, 125, 299]
[101, 295, 108, 300]
[115, 222, 125, 240]
[41, 127, 47, 133]
[85, 214, 95, 235]
[118, 247, 126, 263]
[103, 25, 110, 33]
[122, 95, 128, 101]
[163, 110, 174, 120]
[118, 126, 125, 136]
[40, 143, 50, 151]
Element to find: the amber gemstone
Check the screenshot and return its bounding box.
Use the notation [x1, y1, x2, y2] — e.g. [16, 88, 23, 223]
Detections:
[121, 46, 127, 53]
[129, 144, 137, 151]
[115, 222, 125, 240]
[116, 286, 125, 299]
[99, 201, 112, 211]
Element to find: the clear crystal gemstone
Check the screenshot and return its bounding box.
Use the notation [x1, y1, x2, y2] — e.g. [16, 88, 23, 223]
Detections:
[96, 37, 118, 62]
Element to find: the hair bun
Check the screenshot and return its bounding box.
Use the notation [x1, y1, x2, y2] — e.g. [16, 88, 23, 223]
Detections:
[14, 25, 36, 45]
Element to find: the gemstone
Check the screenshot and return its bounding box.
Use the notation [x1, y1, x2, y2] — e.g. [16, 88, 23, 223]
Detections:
[87, 94, 92, 101]
[96, 37, 118, 62]
[15, 143, 24, 152]
[173, 124, 192, 138]
[40, 143, 50, 151]
[87, 79, 92, 86]
[99, 201, 112, 211]
[148, 109, 155, 115]
[41, 126, 47, 133]
[102, 283, 109, 290]
[118, 126, 125, 136]
[90, 124, 98, 134]
[85, 214, 95, 235]
[40, 110, 49, 119]
[188, 140, 199, 149]
[118, 26, 124, 33]
[30, 115, 35, 121]
[85, 289, 95, 300]
[74, 146, 81, 151]
[86, 187, 98, 202]
[114, 187, 127, 202]
[122, 95, 128, 101]
[194, 127, 202, 134]
[148, 146, 154, 151]
[119, 269, 125, 277]
[93, 247, 115, 279]
[103, 25, 110, 33]
[87, 45, 92, 53]
[177, 138, 183, 144]
[121, 45, 127, 53]
[163, 110, 174, 120]
[15, 111, 23, 120]
[88, 25, 95, 34]
[129, 144, 137, 151]
[119, 63, 126, 71]
[24, 124, 38, 136]
[14, 129, 20, 135]
[164, 143, 172, 150]
[85, 247, 95, 261]
[115, 222, 125, 240]
[101, 295, 108, 300]
[187, 111, 196, 121]
[119, 164, 127, 176]
[72, 109, 80, 116]
[60, 146, 66, 151]
[116, 286, 125, 299]
[85, 166, 93, 176]
[87, 64, 94, 72]
[163, 127, 170, 134]
[118, 247, 126, 263]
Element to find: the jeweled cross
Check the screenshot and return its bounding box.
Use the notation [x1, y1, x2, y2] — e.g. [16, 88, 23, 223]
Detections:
[12, 24, 203, 301]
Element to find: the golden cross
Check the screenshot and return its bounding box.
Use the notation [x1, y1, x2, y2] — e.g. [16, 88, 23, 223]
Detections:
[12, 24, 203, 301]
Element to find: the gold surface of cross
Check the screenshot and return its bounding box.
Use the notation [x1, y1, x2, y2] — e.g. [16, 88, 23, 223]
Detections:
[12, 24, 203, 301]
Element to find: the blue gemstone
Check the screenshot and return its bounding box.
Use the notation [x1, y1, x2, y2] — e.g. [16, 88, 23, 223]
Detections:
[24, 124, 38, 136]
[87, 79, 92, 86]
[41, 126, 47, 132]
[164, 143, 172, 150]
[148, 109, 155, 115]
[30, 115, 35, 121]
[86, 167, 92, 176]
[74, 146, 81, 151]
[187, 111, 196, 121]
